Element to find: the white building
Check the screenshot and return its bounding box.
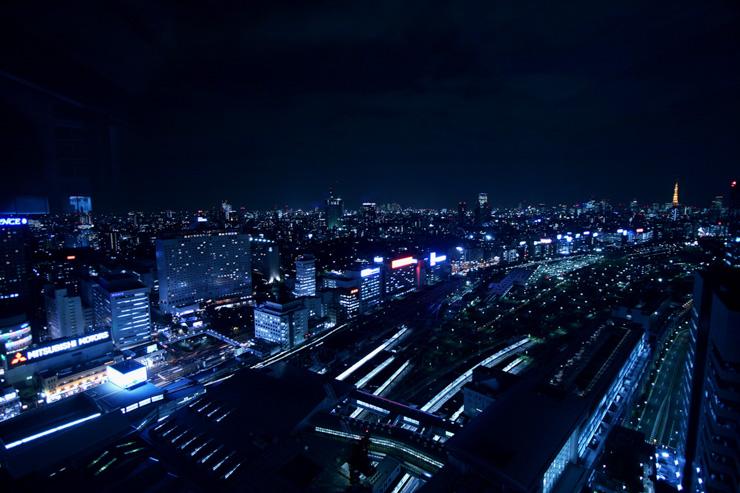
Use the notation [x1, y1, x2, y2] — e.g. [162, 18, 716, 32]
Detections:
[254, 300, 308, 350]
[45, 287, 86, 340]
[94, 275, 152, 349]
[294, 254, 316, 297]
[156, 231, 252, 313]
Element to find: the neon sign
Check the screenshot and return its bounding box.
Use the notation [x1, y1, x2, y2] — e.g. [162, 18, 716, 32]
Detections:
[11, 331, 110, 366]
[429, 252, 447, 266]
[391, 256, 417, 269]
[0, 217, 27, 226]
[361, 267, 380, 277]
[10, 352, 26, 365]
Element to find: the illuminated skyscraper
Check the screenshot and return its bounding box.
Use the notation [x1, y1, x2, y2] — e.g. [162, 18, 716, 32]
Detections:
[250, 236, 280, 284]
[254, 300, 308, 350]
[683, 269, 740, 492]
[325, 189, 344, 230]
[0, 217, 29, 305]
[384, 256, 419, 298]
[93, 274, 152, 349]
[156, 230, 252, 313]
[294, 254, 316, 297]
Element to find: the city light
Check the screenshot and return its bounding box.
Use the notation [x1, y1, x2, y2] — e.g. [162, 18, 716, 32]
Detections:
[391, 256, 417, 269]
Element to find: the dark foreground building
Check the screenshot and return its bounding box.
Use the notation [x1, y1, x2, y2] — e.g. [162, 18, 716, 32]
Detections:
[683, 268, 740, 493]
[424, 322, 648, 493]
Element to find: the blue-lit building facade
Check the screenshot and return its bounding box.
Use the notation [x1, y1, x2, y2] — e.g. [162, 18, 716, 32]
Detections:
[357, 266, 382, 313]
[156, 231, 252, 314]
[254, 300, 309, 350]
[320, 263, 382, 321]
[294, 254, 316, 297]
[93, 275, 152, 349]
[444, 324, 648, 493]
[542, 328, 648, 493]
[682, 270, 740, 493]
[422, 251, 450, 286]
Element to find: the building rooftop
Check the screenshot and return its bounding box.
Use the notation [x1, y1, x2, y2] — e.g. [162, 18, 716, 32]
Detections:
[109, 358, 145, 374]
[98, 273, 146, 293]
[464, 366, 519, 399]
[87, 381, 163, 413]
[257, 299, 305, 315]
[443, 323, 644, 492]
[146, 364, 351, 490]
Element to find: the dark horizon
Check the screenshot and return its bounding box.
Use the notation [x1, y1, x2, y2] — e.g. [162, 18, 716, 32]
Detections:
[1, 1, 739, 212]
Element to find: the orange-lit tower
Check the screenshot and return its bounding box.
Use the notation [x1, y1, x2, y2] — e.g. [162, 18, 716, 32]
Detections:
[672, 181, 679, 207]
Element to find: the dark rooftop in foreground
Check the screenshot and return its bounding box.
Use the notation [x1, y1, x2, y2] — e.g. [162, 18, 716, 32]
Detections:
[146, 363, 352, 491]
[437, 323, 644, 493]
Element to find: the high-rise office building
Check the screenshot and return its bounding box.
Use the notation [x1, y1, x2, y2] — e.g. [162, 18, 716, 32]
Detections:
[384, 256, 419, 299]
[0, 217, 29, 304]
[423, 251, 450, 286]
[683, 269, 740, 492]
[478, 192, 488, 208]
[475, 193, 491, 226]
[156, 231, 252, 313]
[325, 190, 344, 230]
[250, 236, 280, 284]
[294, 254, 316, 298]
[337, 287, 360, 319]
[44, 287, 86, 340]
[357, 266, 382, 313]
[254, 300, 308, 350]
[93, 274, 152, 349]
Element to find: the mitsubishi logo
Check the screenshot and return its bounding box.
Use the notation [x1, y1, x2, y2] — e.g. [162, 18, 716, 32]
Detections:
[10, 352, 27, 365]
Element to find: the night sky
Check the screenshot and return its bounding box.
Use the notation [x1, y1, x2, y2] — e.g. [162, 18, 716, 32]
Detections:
[2, 1, 739, 211]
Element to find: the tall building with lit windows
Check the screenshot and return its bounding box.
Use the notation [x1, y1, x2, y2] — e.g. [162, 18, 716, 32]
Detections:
[93, 274, 152, 349]
[156, 230, 252, 313]
[44, 287, 86, 340]
[325, 189, 344, 230]
[384, 256, 419, 299]
[0, 217, 29, 305]
[356, 265, 382, 313]
[294, 254, 316, 298]
[683, 269, 740, 493]
[250, 236, 280, 283]
[254, 300, 308, 350]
